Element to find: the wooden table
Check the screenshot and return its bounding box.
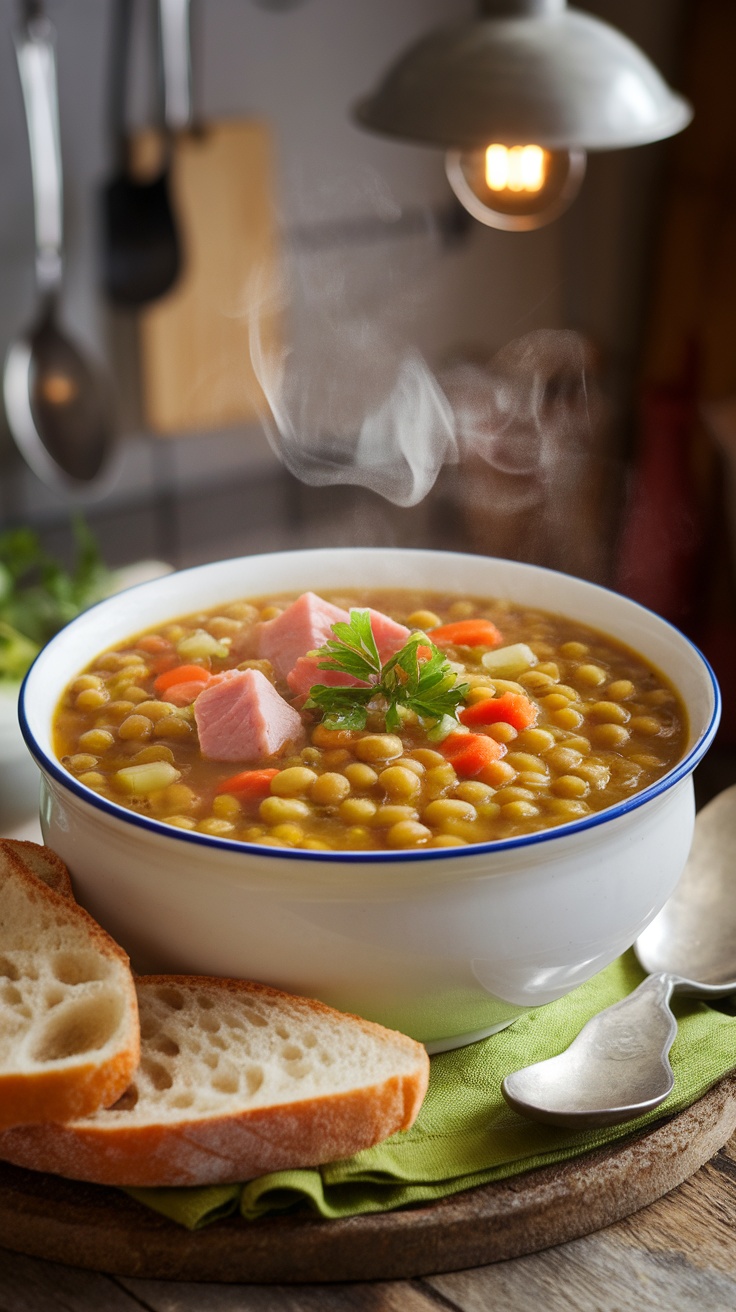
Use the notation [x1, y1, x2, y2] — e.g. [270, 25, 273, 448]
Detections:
[1, 1135, 734, 1310]
[3, 816, 735, 1310]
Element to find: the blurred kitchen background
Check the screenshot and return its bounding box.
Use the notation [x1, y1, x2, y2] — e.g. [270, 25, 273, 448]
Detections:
[1, 0, 736, 785]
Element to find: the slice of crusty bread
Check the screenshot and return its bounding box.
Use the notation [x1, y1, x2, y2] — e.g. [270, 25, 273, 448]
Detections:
[2, 840, 74, 899]
[0, 975, 430, 1186]
[0, 840, 139, 1130]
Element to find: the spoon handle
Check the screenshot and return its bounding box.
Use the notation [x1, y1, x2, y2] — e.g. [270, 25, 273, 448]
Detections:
[14, 7, 63, 294]
[158, 0, 192, 132]
[502, 972, 680, 1128]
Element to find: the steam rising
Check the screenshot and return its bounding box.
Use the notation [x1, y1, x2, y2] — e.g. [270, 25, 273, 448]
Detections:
[247, 209, 606, 576]
[248, 233, 459, 506]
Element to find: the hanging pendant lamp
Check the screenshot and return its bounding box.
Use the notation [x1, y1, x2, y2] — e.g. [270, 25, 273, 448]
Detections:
[355, 0, 692, 231]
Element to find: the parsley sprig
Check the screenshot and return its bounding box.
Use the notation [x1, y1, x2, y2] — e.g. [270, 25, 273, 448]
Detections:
[304, 610, 469, 733]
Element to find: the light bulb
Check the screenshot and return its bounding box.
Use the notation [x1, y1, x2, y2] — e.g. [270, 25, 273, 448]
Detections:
[446, 144, 586, 231]
[40, 372, 78, 406]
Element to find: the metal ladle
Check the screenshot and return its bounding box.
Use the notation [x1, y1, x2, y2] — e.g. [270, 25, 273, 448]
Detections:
[101, 0, 190, 307]
[3, 5, 114, 488]
[502, 784, 736, 1128]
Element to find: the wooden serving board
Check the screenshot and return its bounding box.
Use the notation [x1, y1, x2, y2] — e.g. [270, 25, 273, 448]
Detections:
[1, 1075, 735, 1285]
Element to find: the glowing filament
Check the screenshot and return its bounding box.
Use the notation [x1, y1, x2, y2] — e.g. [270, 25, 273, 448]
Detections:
[485, 144, 547, 194]
[41, 372, 78, 405]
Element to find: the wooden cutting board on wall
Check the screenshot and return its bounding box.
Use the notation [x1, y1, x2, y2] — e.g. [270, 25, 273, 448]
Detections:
[133, 119, 280, 435]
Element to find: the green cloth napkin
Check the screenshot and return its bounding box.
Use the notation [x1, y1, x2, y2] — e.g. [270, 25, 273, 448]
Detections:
[126, 951, 736, 1230]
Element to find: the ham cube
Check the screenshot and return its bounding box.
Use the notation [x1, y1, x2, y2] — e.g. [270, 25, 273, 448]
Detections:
[286, 607, 409, 696]
[287, 657, 366, 699]
[359, 609, 411, 662]
[257, 592, 350, 680]
[285, 605, 411, 695]
[194, 669, 304, 762]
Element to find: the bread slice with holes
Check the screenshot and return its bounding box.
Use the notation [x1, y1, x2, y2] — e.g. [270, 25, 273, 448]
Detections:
[0, 840, 139, 1130]
[0, 975, 430, 1186]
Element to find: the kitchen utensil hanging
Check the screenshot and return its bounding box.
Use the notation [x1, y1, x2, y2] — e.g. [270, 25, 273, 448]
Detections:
[100, 0, 183, 307]
[135, 1, 280, 435]
[3, 1, 115, 491]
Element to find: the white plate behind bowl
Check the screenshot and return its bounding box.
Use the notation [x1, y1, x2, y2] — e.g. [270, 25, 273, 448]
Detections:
[0, 682, 22, 757]
[0, 682, 41, 830]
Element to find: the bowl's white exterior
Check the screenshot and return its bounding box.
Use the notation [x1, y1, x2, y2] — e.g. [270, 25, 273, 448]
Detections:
[21, 550, 720, 1050]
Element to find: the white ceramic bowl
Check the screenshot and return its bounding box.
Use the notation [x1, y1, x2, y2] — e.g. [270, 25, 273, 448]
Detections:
[19, 549, 720, 1052]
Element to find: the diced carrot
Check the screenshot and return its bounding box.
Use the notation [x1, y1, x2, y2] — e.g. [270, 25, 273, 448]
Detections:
[429, 619, 503, 648]
[154, 664, 212, 696]
[459, 691, 538, 732]
[416, 644, 434, 662]
[137, 635, 172, 654]
[441, 732, 472, 756]
[215, 768, 280, 798]
[442, 731, 506, 776]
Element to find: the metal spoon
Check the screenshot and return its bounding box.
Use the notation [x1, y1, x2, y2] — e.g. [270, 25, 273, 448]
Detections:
[3, 5, 114, 488]
[502, 784, 736, 1128]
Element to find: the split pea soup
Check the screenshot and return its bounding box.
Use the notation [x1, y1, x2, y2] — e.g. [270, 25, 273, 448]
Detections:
[53, 587, 687, 851]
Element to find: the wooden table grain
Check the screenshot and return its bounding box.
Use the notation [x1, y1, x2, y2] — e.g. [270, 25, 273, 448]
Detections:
[1, 1135, 734, 1311]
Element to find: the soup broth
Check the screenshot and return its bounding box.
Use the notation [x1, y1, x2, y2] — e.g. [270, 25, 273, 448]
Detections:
[53, 588, 687, 851]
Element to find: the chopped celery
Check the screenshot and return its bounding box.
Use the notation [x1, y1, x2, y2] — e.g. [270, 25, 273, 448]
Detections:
[426, 714, 466, 743]
[115, 762, 181, 794]
[177, 629, 229, 660]
[481, 643, 538, 678]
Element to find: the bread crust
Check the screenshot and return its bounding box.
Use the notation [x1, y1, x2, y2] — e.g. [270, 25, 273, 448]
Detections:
[0, 842, 140, 1129]
[0, 1072, 426, 1186]
[0, 975, 429, 1186]
[1, 841, 74, 899]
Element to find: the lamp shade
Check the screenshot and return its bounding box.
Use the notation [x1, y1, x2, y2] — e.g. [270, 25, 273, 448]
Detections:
[355, 3, 692, 152]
